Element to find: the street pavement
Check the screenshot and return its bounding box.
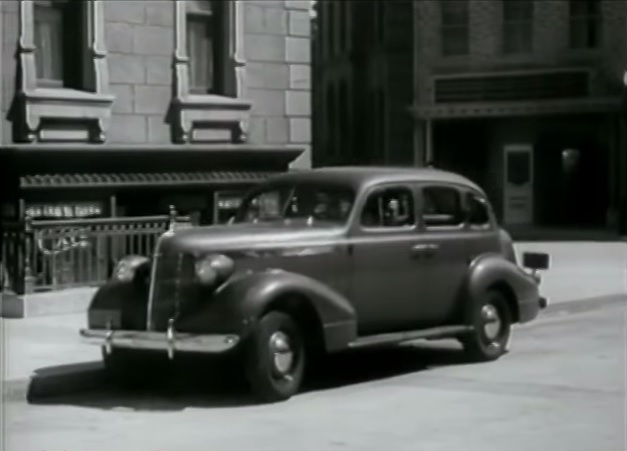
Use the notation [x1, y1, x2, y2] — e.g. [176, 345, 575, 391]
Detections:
[2, 304, 625, 451]
[0, 241, 625, 450]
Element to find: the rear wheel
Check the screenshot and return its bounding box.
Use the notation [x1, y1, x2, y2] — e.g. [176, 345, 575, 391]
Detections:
[460, 289, 512, 362]
[244, 311, 305, 403]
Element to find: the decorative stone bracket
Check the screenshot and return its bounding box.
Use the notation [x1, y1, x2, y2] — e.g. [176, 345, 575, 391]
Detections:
[15, 0, 114, 143]
[171, 0, 251, 144]
[171, 94, 252, 144]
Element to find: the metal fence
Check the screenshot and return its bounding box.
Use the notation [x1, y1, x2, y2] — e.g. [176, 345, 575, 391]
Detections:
[1, 207, 189, 294]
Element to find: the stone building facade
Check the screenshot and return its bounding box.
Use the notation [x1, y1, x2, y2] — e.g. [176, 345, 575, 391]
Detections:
[0, 0, 312, 222]
[314, 0, 626, 230]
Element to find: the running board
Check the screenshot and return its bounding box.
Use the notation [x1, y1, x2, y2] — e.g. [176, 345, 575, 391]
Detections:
[348, 325, 473, 350]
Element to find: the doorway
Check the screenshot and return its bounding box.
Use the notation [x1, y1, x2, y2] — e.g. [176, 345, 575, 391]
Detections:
[534, 120, 609, 227]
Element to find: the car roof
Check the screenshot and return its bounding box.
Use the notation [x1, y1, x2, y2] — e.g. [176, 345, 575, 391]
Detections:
[268, 166, 485, 195]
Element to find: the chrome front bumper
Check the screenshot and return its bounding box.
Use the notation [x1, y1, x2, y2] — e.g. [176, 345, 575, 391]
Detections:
[80, 327, 240, 360]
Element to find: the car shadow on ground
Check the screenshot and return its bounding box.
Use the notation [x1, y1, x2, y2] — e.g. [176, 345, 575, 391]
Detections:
[26, 340, 478, 411]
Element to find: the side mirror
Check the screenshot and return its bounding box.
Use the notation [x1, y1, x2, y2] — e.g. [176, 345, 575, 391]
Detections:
[522, 252, 550, 270]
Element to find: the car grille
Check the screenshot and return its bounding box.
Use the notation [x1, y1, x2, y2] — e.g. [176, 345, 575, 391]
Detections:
[148, 251, 198, 331]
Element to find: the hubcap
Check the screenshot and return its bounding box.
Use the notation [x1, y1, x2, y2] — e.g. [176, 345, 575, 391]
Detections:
[269, 331, 294, 376]
[481, 304, 502, 341]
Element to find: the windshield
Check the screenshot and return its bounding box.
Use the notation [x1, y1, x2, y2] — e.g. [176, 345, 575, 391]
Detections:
[235, 183, 355, 224]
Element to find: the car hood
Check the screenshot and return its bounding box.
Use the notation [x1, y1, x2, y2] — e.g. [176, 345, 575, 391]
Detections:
[158, 221, 346, 255]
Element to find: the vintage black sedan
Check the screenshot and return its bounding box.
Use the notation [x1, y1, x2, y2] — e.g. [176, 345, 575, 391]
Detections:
[80, 167, 550, 402]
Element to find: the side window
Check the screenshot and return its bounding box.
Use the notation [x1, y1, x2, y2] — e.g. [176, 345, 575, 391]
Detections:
[467, 193, 491, 226]
[422, 186, 464, 227]
[361, 187, 415, 228]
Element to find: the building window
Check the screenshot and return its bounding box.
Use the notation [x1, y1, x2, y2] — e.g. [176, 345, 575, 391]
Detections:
[186, 0, 224, 94]
[502, 0, 533, 54]
[172, 0, 251, 144]
[344, 2, 351, 53]
[569, 0, 601, 49]
[338, 2, 345, 53]
[326, 84, 336, 157]
[441, 0, 469, 56]
[339, 81, 349, 161]
[321, 2, 330, 58]
[377, 86, 386, 163]
[375, 2, 385, 44]
[332, 2, 339, 56]
[34, 1, 85, 89]
[16, 0, 114, 143]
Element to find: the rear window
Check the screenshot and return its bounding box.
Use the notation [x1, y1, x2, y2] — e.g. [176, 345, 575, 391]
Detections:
[421, 186, 464, 227]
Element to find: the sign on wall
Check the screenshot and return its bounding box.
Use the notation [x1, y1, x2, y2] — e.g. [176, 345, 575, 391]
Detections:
[214, 190, 246, 224]
[25, 202, 104, 219]
[503, 144, 534, 226]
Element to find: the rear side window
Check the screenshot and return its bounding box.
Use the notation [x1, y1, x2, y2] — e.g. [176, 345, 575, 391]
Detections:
[467, 193, 491, 226]
[421, 186, 464, 227]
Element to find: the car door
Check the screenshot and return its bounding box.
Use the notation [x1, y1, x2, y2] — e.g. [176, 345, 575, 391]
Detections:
[349, 183, 428, 335]
[411, 183, 473, 325]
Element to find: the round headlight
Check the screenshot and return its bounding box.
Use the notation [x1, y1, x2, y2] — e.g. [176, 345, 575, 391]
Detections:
[195, 259, 218, 285]
[113, 255, 150, 283]
[114, 260, 134, 282]
[195, 254, 235, 285]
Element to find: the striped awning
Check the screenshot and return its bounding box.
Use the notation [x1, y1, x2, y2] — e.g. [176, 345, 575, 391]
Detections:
[20, 171, 278, 190]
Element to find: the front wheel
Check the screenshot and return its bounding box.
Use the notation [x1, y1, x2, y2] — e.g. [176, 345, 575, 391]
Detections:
[460, 289, 512, 362]
[244, 311, 305, 403]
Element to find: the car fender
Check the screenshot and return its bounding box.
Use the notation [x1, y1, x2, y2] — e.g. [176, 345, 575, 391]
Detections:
[465, 253, 540, 324]
[175, 269, 358, 352]
[87, 280, 149, 330]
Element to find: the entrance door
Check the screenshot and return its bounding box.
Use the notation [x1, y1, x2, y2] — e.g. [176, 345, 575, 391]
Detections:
[503, 144, 534, 225]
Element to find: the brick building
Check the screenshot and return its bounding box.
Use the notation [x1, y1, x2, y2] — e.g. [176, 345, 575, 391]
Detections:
[313, 0, 626, 231]
[0, 0, 312, 223]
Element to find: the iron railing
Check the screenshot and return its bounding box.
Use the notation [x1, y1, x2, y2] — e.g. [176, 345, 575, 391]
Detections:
[1, 206, 190, 294]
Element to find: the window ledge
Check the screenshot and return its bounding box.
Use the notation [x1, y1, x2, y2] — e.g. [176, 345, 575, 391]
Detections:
[19, 87, 115, 143]
[172, 94, 253, 144]
[24, 87, 114, 105]
[177, 93, 252, 110]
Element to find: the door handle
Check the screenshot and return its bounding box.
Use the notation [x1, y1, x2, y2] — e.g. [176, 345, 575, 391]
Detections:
[410, 243, 439, 257]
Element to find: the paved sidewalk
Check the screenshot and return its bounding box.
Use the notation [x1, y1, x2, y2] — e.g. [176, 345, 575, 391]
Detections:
[1, 241, 625, 403]
[514, 241, 626, 303]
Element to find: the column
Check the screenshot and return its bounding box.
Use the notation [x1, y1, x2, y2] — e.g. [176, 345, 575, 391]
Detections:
[412, 120, 425, 167]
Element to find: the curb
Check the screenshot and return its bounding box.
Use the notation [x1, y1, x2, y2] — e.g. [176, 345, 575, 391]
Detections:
[2, 293, 625, 404]
[1, 287, 97, 318]
[542, 293, 626, 317]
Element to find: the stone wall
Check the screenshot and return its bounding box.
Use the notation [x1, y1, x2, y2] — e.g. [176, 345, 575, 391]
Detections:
[0, 0, 312, 168]
[414, 0, 627, 104]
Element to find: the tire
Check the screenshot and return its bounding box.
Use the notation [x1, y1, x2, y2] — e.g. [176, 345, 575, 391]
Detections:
[102, 348, 164, 389]
[460, 289, 512, 362]
[244, 311, 306, 403]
